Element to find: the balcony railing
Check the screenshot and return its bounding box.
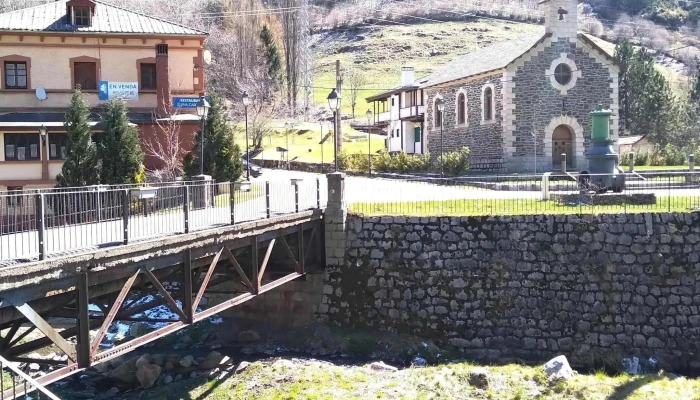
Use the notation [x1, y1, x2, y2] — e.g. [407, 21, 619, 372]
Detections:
[375, 112, 390, 124]
[399, 105, 425, 119]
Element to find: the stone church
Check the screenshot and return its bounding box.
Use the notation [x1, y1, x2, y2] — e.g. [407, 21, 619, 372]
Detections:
[421, 0, 619, 172]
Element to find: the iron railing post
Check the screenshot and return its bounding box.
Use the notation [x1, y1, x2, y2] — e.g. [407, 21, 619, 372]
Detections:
[35, 193, 46, 260]
[230, 181, 236, 225]
[317, 177, 321, 209]
[183, 185, 190, 234]
[265, 181, 271, 219]
[294, 183, 300, 213]
[122, 189, 130, 245]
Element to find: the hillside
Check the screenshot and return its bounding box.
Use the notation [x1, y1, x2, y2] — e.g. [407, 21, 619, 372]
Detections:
[311, 19, 690, 116]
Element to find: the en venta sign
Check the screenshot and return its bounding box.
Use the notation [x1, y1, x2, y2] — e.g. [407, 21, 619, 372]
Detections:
[99, 81, 139, 101]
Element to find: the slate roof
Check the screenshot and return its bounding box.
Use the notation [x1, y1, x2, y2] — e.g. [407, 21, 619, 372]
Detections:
[618, 135, 646, 146]
[365, 84, 421, 102]
[0, 0, 206, 36]
[420, 29, 549, 88]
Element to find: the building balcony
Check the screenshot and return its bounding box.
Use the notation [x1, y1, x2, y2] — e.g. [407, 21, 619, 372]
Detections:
[374, 111, 390, 125]
[399, 105, 424, 120]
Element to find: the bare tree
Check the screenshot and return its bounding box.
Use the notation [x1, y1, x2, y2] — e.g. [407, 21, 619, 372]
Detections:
[346, 69, 367, 118]
[143, 95, 187, 182]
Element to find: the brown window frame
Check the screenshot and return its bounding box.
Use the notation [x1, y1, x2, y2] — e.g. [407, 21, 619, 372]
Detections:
[49, 133, 69, 161]
[4, 62, 27, 89]
[4, 133, 41, 162]
[70, 56, 100, 91]
[136, 58, 158, 92]
[0, 55, 31, 90]
[73, 7, 91, 26]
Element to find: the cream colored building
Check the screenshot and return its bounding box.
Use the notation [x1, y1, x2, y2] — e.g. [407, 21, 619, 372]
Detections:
[0, 0, 207, 192]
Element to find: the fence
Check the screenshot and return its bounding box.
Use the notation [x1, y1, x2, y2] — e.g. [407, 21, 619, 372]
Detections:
[1, 355, 59, 399]
[0, 178, 327, 262]
[347, 171, 700, 216]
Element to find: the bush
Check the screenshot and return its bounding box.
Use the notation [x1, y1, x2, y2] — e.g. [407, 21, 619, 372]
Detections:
[435, 147, 471, 176]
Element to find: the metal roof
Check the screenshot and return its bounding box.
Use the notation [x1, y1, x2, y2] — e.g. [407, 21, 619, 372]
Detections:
[420, 30, 549, 88]
[0, 0, 206, 36]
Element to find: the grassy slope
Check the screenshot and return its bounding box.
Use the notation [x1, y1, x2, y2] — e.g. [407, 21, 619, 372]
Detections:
[132, 358, 700, 400]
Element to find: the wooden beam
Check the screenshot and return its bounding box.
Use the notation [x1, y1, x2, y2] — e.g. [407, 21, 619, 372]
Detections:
[7, 325, 35, 349]
[251, 236, 260, 294]
[12, 303, 76, 361]
[258, 238, 276, 285]
[222, 247, 254, 293]
[89, 271, 139, 356]
[192, 248, 223, 312]
[182, 250, 194, 324]
[1, 321, 22, 350]
[143, 269, 187, 322]
[298, 225, 305, 274]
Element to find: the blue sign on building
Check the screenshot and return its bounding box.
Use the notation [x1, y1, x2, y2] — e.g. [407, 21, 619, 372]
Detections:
[173, 97, 210, 109]
[98, 81, 139, 101]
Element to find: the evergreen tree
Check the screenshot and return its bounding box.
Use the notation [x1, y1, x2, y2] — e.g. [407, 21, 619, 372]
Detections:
[260, 25, 283, 85]
[690, 60, 700, 104]
[183, 95, 243, 182]
[614, 40, 635, 132]
[98, 99, 144, 184]
[56, 88, 100, 187]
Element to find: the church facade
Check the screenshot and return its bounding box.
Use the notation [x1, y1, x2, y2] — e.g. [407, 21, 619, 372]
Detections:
[421, 0, 619, 172]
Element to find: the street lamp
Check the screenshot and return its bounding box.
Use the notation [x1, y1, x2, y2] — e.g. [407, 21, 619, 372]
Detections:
[327, 88, 341, 172]
[436, 99, 445, 177]
[196, 95, 211, 176]
[366, 109, 372, 176]
[242, 91, 251, 181]
[39, 124, 47, 164]
[319, 121, 326, 172]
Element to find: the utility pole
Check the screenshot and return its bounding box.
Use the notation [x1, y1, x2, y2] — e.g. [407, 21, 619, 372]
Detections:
[336, 60, 343, 154]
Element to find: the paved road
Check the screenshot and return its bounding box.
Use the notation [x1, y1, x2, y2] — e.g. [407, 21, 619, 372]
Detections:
[2, 169, 699, 261]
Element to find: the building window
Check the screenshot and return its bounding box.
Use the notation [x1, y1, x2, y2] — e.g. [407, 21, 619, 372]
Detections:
[4, 133, 40, 161]
[554, 64, 573, 86]
[74, 62, 97, 90]
[391, 98, 395, 107]
[435, 103, 442, 128]
[4, 62, 27, 89]
[483, 87, 493, 121]
[457, 93, 466, 125]
[74, 7, 91, 26]
[140, 63, 157, 91]
[49, 133, 68, 160]
[6, 186, 23, 207]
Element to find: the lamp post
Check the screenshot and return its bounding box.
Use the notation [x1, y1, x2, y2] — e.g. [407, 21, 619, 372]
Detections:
[196, 95, 211, 176]
[436, 99, 445, 177]
[319, 121, 325, 172]
[327, 88, 341, 172]
[284, 122, 293, 170]
[242, 91, 251, 181]
[366, 109, 373, 176]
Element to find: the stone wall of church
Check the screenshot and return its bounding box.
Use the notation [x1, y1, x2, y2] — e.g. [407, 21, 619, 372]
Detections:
[424, 74, 505, 166]
[507, 37, 616, 172]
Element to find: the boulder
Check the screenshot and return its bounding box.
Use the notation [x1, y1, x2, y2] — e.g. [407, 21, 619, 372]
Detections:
[163, 362, 175, 371]
[135, 354, 153, 369]
[369, 361, 398, 372]
[109, 358, 138, 384]
[237, 330, 260, 343]
[468, 368, 490, 389]
[235, 361, 250, 374]
[412, 356, 427, 368]
[198, 351, 225, 370]
[92, 362, 111, 374]
[129, 323, 149, 338]
[179, 355, 195, 368]
[163, 374, 174, 384]
[152, 354, 166, 367]
[543, 355, 575, 381]
[136, 364, 162, 388]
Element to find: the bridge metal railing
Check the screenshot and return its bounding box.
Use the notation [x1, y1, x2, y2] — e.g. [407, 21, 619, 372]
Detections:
[1, 355, 60, 400]
[0, 178, 327, 262]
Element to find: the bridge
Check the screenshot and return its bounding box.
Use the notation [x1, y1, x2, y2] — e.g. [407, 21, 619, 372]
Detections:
[0, 176, 338, 398]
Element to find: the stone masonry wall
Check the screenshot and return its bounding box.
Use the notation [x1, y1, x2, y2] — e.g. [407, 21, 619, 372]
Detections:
[321, 212, 700, 370]
[424, 74, 504, 164]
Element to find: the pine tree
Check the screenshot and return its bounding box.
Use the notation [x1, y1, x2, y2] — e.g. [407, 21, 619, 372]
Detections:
[690, 60, 700, 104]
[98, 99, 144, 185]
[260, 25, 283, 86]
[614, 40, 635, 133]
[183, 95, 243, 182]
[56, 89, 100, 187]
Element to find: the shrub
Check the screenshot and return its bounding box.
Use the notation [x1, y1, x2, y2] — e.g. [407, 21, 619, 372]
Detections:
[580, 16, 604, 36]
[435, 147, 471, 176]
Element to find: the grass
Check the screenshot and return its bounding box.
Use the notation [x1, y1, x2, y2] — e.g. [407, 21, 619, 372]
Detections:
[245, 124, 386, 164]
[129, 358, 700, 400]
[350, 196, 700, 216]
[629, 165, 690, 171]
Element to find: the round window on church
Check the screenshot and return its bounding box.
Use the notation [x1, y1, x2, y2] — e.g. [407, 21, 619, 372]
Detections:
[554, 64, 573, 85]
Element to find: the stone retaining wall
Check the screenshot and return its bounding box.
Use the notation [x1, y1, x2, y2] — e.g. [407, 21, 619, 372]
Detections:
[321, 212, 700, 370]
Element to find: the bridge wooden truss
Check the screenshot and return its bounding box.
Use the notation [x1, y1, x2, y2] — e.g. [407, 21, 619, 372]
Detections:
[0, 211, 324, 398]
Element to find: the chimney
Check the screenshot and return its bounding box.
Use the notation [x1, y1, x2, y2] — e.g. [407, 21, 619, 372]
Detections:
[401, 66, 415, 87]
[156, 44, 170, 116]
[541, 0, 578, 40]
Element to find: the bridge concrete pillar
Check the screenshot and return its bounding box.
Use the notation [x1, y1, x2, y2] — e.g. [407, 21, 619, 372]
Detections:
[325, 172, 347, 268]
